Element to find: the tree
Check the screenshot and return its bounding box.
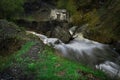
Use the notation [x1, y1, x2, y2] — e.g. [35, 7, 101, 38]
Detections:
[0, 0, 25, 18]
[57, 0, 68, 9]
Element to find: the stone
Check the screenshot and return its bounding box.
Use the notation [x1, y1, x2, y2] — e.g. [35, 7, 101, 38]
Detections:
[51, 26, 72, 43]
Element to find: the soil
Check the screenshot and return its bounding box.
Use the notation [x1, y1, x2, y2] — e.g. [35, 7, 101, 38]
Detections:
[0, 43, 43, 80]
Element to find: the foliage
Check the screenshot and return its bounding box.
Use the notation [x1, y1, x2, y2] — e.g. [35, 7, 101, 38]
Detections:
[35, 46, 108, 80]
[71, 11, 83, 26]
[0, 41, 108, 79]
[27, 63, 36, 71]
[57, 0, 120, 43]
[57, 0, 76, 14]
[82, 0, 120, 43]
[0, 0, 25, 18]
[57, 0, 68, 9]
[0, 41, 35, 71]
[66, 0, 76, 14]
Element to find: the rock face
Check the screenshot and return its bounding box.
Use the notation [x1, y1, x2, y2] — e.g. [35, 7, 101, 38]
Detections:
[51, 26, 72, 43]
[110, 41, 120, 54]
[0, 20, 21, 39]
[0, 20, 22, 56]
[16, 19, 72, 43]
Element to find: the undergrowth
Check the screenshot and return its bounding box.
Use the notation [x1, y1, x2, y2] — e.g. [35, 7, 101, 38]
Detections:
[0, 41, 109, 80]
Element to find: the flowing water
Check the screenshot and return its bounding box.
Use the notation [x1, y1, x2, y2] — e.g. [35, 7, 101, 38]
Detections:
[26, 31, 120, 78]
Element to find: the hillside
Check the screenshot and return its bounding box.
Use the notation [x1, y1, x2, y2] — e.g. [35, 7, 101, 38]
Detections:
[0, 0, 120, 80]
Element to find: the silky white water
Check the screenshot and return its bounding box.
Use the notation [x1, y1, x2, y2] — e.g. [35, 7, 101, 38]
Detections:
[27, 31, 120, 78]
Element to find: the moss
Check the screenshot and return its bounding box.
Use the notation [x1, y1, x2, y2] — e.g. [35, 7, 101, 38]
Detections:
[34, 46, 108, 80]
[0, 41, 36, 71]
[0, 20, 25, 55]
[0, 42, 109, 80]
[57, 0, 120, 43]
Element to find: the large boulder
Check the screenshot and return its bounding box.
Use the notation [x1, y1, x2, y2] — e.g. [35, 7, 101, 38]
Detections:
[0, 20, 23, 56]
[16, 19, 72, 43]
[0, 20, 21, 39]
[51, 26, 72, 43]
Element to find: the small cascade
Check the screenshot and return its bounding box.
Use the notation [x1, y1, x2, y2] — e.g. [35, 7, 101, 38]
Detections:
[27, 31, 120, 79]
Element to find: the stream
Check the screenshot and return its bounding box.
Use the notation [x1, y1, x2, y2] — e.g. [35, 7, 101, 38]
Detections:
[27, 31, 120, 79]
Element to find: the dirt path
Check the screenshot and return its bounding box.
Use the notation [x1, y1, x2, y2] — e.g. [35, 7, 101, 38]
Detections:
[0, 41, 109, 80]
[0, 43, 43, 80]
[22, 43, 43, 60]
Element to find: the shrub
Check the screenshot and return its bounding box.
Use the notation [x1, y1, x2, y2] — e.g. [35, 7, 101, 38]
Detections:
[0, 0, 25, 18]
[71, 12, 83, 26]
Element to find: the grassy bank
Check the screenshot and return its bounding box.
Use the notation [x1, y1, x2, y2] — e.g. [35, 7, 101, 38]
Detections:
[35, 46, 108, 80]
[0, 41, 36, 71]
[0, 41, 109, 80]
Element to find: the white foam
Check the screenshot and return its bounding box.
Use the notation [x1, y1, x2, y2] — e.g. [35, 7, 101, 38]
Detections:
[27, 30, 120, 78]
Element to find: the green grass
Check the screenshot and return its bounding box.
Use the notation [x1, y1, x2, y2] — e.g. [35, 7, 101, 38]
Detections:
[0, 41, 36, 71]
[35, 46, 108, 80]
[0, 42, 109, 80]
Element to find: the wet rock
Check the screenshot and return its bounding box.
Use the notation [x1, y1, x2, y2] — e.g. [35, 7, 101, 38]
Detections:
[110, 41, 120, 54]
[51, 26, 72, 43]
[16, 19, 72, 43]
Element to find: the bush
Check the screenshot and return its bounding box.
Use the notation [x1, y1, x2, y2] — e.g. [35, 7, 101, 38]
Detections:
[0, 0, 25, 18]
[71, 12, 83, 26]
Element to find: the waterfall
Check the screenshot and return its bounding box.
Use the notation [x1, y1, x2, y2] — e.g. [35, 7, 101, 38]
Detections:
[26, 31, 120, 79]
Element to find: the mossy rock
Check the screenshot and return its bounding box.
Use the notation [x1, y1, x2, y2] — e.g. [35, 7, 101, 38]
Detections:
[0, 19, 23, 56]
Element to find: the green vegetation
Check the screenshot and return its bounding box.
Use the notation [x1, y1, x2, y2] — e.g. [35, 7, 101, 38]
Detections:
[82, 0, 120, 43]
[0, 41, 35, 71]
[0, 0, 25, 18]
[0, 41, 108, 80]
[57, 0, 120, 43]
[0, 0, 119, 43]
[0, 0, 119, 80]
[57, 0, 76, 14]
[35, 46, 108, 80]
